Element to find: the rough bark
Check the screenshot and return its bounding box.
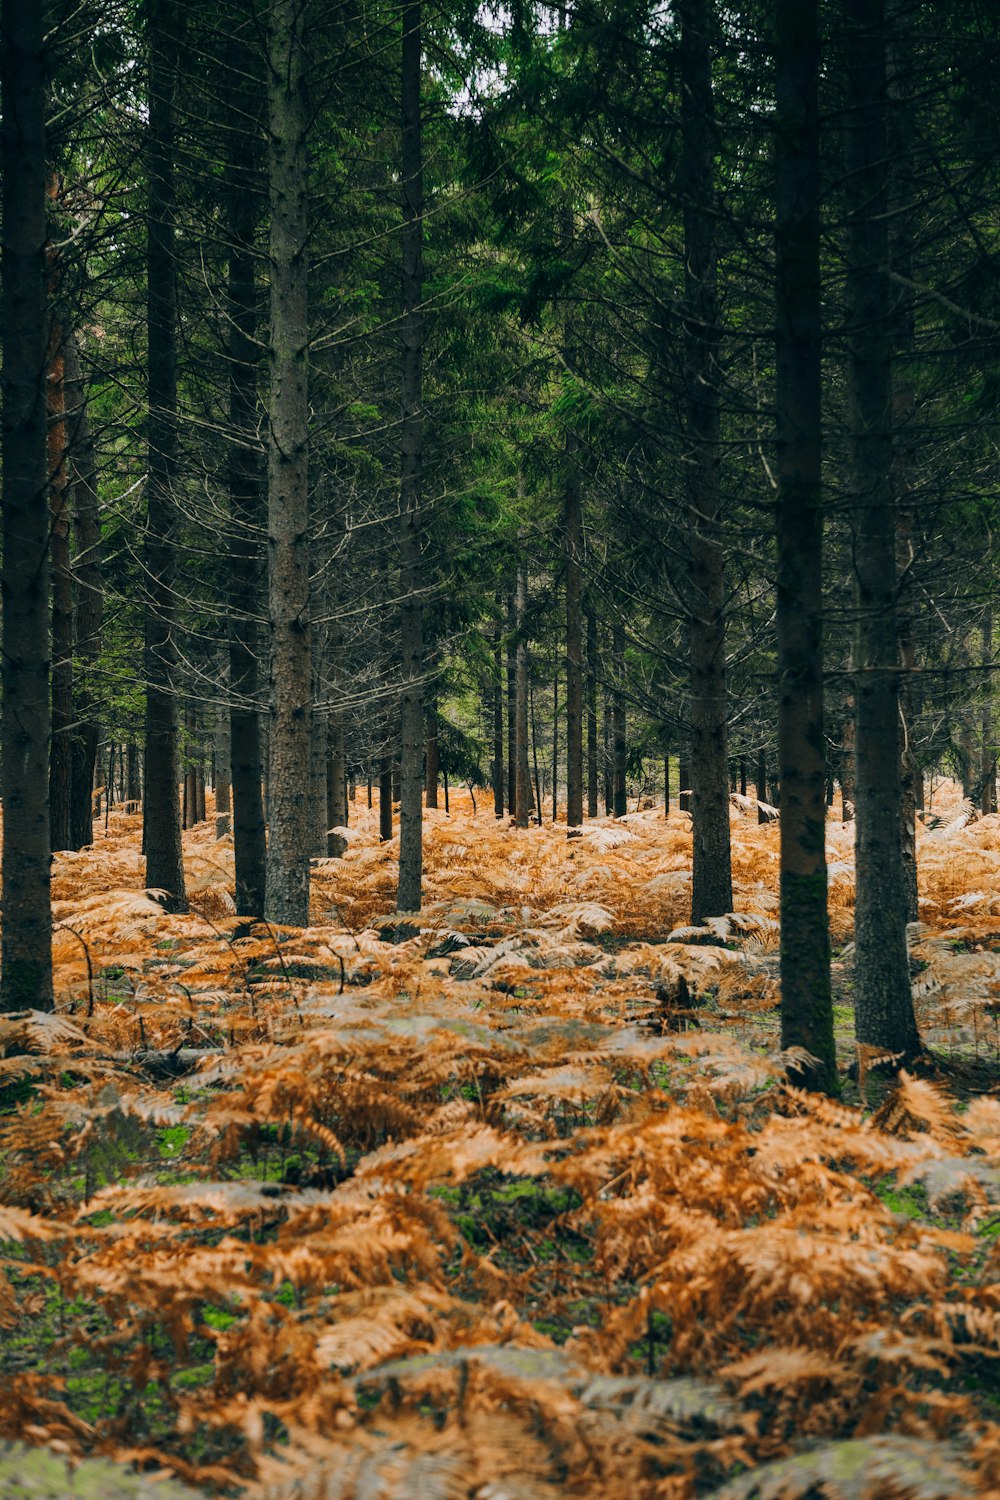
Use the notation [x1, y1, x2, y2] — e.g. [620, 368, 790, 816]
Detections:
[774, 0, 837, 1093]
[425, 704, 439, 809]
[1, 0, 54, 1009]
[65, 332, 102, 850]
[396, 0, 425, 912]
[846, 0, 921, 1064]
[48, 313, 74, 852]
[680, 0, 733, 922]
[840, 701, 856, 822]
[612, 624, 627, 818]
[143, 0, 187, 914]
[564, 432, 584, 828]
[492, 612, 504, 817]
[224, 25, 268, 919]
[215, 684, 232, 838]
[514, 552, 531, 828]
[586, 603, 599, 817]
[326, 621, 347, 856]
[264, 0, 312, 925]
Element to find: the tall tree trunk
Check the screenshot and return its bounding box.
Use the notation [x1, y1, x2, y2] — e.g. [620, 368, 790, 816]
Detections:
[982, 609, 995, 815]
[679, 749, 691, 813]
[225, 26, 267, 919]
[840, 700, 856, 821]
[680, 0, 733, 923]
[264, 0, 312, 925]
[774, 0, 837, 1093]
[48, 311, 74, 852]
[846, 0, 921, 1064]
[507, 588, 517, 815]
[143, 0, 187, 914]
[396, 0, 425, 912]
[0, 0, 53, 1008]
[66, 332, 103, 850]
[887, 0, 919, 916]
[564, 432, 584, 828]
[586, 602, 599, 817]
[514, 553, 531, 828]
[612, 623, 627, 818]
[551, 661, 559, 821]
[493, 612, 504, 817]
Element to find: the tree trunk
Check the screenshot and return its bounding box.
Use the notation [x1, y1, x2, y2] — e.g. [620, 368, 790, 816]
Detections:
[225, 24, 267, 920]
[327, 621, 347, 856]
[774, 0, 837, 1093]
[612, 623, 627, 817]
[586, 602, 599, 817]
[379, 757, 393, 842]
[846, 0, 921, 1064]
[664, 752, 670, 816]
[551, 662, 559, 821]
[840, 700, 856, 822]
[215, 685, 232, 837]
[493, 612, 504, 817]
[679, 750, 691, 813]
[143, 0, 187, 914]
[1, 0, 53, 1008]
[514, 553, 531, 828]
[507, 588, 517, 815]
[982, 609, 995, 815]
[48, 311, 74, 853]
[425, 705, 439, 809]
[564, 432, 584, 828]
[396, 0, 425, 913]
[66, 331, 103, 851]
[680, 0, 732, 922]
[264, 0, 312, 926]
[887, 0, 919, 917]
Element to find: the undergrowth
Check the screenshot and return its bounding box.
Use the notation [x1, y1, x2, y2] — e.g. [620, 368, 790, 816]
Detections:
[1, 789, 999, 1497]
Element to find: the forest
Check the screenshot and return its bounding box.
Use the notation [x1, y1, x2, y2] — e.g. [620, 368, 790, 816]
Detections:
[1, 0, 1000, 1494]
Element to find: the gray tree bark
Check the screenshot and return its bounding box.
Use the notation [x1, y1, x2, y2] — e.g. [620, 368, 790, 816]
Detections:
[264, 0, 312, 925]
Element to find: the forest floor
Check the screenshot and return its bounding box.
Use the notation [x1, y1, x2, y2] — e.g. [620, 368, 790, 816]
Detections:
[1, 788, 999, 1498]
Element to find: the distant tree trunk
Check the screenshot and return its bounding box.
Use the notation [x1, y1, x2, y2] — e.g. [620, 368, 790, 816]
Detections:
[840, 701, 856, 822]
[982, 609, 995, 815]
[225, 24, 267, 920]
[846, 0, 921, 1064]
[379, 757, 393, 841]
[327, 622, 347, 856]
[66, 332, 102, 851]
[215, 686, 232, 837]
[143, 0, 187, 914]
[612, 623, 627, 817]
[530, 673, 543, 825]
[586, 603, 599, 817]
[664, 752, 670, 816]
[493, 613, 504, 817]
[564, 432, 584, 828]
[264, 0, 312, 926]
[680, 0, 733, 922]
[603, 697, 613, 815]
[774, 0, 837, 1093]
[552, 662, 559, 821]
[396, 0, 425, 912]
[507, 588, 517, 815]
[756, 749, 767, 807]
[514, 553, 531, 828]
[0, 0, 53, 1009]
[126, 742, 141, 807]
[679, 750, 691, 813]
[48, 312, 74, 852]
[425, 702, 439, 808]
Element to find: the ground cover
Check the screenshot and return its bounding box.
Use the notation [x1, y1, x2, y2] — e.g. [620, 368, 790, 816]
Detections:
[1, 790, 999, 1497]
